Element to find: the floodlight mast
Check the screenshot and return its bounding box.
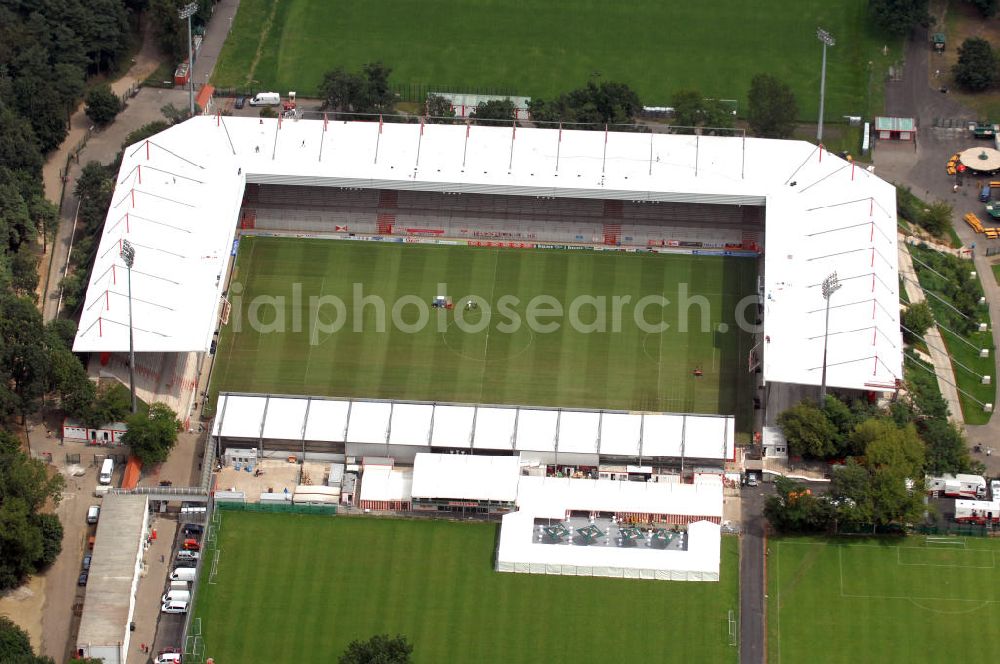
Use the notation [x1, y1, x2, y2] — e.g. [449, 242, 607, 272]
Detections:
[120, 240, 138, 414]
[819, 271, 842, 403]
[816, 28, 836, 142]
[179, 2, 198, 118]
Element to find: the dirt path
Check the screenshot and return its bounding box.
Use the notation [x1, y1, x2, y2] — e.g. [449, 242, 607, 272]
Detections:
[244, 0, 280, 86]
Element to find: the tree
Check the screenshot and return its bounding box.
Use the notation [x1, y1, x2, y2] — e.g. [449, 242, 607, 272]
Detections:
[901, 301, 934, 343]
[527, 80, 642, 129]
[320, 62, 395, 114]
[953, 37, 998, 92]
[829, 459, 874, 527]
[869, 0, 931, 36]
[33, 513, 62, 569]
[777, 401, 838, 458]
[471, 99, 516, 123]
[339, 634, 413, 664]
[920, 418, 972, 474]
[424, 95, 455, 123]
[967, 0, 999, 17]
[87, 382, 133, 427]
[10, 250, 38, 300]
[747, 74, 798, 138]
[670, 90, 703, 129]
[764, 477, 835, 533]
[85, 85, 122, 126]
[0, 430, 64, 591]
[0, 616, 55, 664]
[122, 402, 180, 465]
[854, 419, 925, 479]
[919, 200, 952, 237]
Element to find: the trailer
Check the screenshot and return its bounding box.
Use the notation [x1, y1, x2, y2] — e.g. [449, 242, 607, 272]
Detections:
[955, 499, 1000, 524]
[926, 474, 987, 499]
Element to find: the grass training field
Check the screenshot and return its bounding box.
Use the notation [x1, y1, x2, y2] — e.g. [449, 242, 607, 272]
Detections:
[210, 237, 756, 416]
[213, 0, 897, 120]
[768, 537, 1000, 663]
[193, 512, 739, 663]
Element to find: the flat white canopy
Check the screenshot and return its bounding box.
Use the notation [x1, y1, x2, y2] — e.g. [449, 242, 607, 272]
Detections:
[74, 117, 901, 393]
[213, 394, 735, 461]
[411, 453, 522, 502]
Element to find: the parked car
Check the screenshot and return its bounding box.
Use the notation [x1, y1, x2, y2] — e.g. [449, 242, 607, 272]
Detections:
[161, 600, 188, 614]
[174, 559, 197, 569]
[154, 651, 182, 664]
[182, 538, 200, 551]
[182, 524, 204, 537]
[77, 570, 89, 587]
[82, 554, 92, 571]
[86, 505, 100, 524]
[176, 550, 200, 561]
[234, 96, 245, 110]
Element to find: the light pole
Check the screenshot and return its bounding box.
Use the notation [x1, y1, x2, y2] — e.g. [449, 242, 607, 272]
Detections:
[816, 28, 836, 142]
[179, 2, 198, 118]
[819, 271, 842, 403]
[120, 240, 138, 414]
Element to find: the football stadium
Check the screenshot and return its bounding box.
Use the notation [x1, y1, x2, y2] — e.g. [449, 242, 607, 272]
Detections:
[72, 113, 901, 661]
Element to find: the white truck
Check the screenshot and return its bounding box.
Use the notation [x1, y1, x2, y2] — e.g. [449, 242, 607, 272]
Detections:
[925, 474, 987, 499]
[954, 499, 1000, 524]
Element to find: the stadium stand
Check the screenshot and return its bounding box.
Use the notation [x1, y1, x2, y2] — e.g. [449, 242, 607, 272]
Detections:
[245, 185, 760, 249]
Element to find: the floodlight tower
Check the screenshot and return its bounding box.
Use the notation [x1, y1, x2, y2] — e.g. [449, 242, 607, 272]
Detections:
[816, 28, 836, 142]
[819, 271, 842, 403]
[179, 2, 198, 118]
[120, 240, 138, 414]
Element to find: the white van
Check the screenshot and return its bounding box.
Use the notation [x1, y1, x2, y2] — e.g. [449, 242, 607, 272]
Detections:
[98, 458, 114, 485]
[86, 505, 100, 524]
[170, 568, 197, 582]
[249, 92, 280, 106]
[161, 590, 191, 604]
[161, 600, 188, 614]
[169, 580, 190, 591]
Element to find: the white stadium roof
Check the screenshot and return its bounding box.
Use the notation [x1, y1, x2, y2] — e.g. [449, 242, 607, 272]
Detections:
[75, 115, 900, 391]
[212, 394, 736, 461]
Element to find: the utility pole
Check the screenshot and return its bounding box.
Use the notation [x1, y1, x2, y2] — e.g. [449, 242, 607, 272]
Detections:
[121, 240, 138, 414]
[819, 271, 842, 403]
[179, 2, 198, 118]
[816, 28, 836, 143]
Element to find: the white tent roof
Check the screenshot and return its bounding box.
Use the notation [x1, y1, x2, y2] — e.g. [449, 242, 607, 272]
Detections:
[514, 409, 559, 452]
[303, 399, 350, 442]
[389, 403, 433, 446]
[73, 116, 901, 392]
[514, 475, 724, 520]
[213, 394, 735, 461]
[473, 407, 517, 450]
[497, 512, 721, 580]
[557, 411, 601, 454]
[411, 453, 521, 501]
[599, 412, 642, 457]
[429, 405, 475, 448]
[358, 465, 412, 502]
[346, 401, 391, 444]
[261, 397, 308, 440]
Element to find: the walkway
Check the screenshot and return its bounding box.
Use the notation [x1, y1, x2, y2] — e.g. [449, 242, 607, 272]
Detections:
[897, 235, 965, 424]
[875, 24, 1000, 475]
[40, 0, 243, 322]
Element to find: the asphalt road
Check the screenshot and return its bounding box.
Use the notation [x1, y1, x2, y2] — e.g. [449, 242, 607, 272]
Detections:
[739, 485, 769, 664]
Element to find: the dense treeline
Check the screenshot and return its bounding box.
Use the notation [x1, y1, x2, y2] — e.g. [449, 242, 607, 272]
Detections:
[0, 0, 137, 593]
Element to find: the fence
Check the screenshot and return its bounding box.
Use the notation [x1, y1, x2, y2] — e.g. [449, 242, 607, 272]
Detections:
[215, 501, 337, 516]
[211, 82, 519, 103]
[57, 128, 92, 214]
[916, 523, 993, 537]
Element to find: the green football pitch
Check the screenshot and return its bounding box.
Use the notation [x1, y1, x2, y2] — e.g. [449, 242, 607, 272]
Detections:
[769, 537, 1000, 663]
[193, 512, 739, 663]
[212, 0, 897, 120]
[210, 237, 756, 416]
